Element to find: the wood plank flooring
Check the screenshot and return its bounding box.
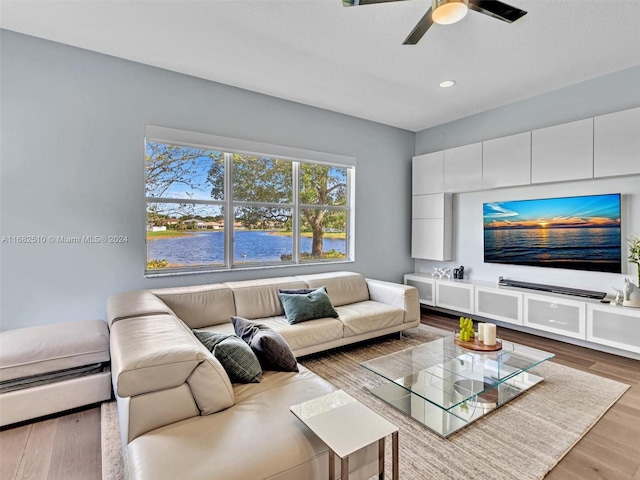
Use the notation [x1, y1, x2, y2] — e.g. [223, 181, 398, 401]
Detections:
[1, 309, 638, 479]
[0, 406, 101, 480]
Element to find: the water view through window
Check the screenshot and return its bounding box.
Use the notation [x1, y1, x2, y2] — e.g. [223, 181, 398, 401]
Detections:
[145, 138, 352, 273]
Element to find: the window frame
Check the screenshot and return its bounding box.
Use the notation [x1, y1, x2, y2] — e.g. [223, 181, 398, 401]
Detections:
[144, 126, 355, 276]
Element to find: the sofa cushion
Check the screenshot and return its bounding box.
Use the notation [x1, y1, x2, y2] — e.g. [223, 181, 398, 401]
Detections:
[0, 319, 109, 382]
[231, 317, 298, 372]
[224, 277, 308, 319]
[279, 288, 338, 324]
[335, 301, 405, 337]
[201, 316, 345, 353]
[295, 272, 370, 307]
[151, 284, 236, 329]
[107, 291, 175, 327]
[192, 331, 262, 384]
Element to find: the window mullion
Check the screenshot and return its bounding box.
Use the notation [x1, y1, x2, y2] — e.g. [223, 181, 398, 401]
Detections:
[292, 162, 300, 264]
[224, 152, 233, 268]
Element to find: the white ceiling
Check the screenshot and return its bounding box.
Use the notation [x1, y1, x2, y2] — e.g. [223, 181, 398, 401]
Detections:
[2, 0, 640, 132]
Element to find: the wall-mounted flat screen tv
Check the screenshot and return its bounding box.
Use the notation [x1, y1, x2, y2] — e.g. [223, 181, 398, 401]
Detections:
[483, 193, 621, 273]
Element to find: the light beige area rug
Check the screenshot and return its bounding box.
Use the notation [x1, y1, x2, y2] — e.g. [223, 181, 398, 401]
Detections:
[101, 325, 628, 480]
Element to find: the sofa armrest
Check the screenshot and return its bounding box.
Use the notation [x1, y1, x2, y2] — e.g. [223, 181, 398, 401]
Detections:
[366, 279, 420, 324]
[110, 314, 234, 416]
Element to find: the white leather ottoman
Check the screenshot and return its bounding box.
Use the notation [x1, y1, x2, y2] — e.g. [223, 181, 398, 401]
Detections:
[0, 319, 112, 427]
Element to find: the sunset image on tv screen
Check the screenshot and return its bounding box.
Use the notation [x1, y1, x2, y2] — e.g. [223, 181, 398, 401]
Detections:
[483, 193, 621, 273]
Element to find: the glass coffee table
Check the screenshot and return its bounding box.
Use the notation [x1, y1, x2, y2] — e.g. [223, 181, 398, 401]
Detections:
[361, 335, 554, 437]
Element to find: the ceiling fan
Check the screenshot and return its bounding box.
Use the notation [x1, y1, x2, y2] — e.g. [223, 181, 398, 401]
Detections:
[343, 0, 527, 45]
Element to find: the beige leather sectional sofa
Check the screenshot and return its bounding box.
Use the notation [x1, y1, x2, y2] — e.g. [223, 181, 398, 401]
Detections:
[107, 271, 419, 480]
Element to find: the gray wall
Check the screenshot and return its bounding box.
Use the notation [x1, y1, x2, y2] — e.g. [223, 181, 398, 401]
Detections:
[0, 30, 415, 330]
[414, 66, 640, 293]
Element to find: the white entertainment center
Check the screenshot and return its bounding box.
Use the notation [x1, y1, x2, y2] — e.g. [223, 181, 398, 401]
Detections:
[405, 273, 640, 358]
[410, 105, 640, 360]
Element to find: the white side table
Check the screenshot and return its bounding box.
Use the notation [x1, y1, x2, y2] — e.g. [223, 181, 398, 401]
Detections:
[290, 390, 399, 480]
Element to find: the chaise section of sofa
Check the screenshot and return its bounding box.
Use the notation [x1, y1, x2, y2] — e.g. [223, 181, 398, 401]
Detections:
[107, 271, 419, 479]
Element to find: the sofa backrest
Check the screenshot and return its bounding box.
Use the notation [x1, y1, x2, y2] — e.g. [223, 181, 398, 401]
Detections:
[295, 272, 370, 307]
[151, 284, 236, 329]
[223, 277, 308, 320]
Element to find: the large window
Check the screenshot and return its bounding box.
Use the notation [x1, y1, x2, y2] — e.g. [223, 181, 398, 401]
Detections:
[145, 127, 354, 275]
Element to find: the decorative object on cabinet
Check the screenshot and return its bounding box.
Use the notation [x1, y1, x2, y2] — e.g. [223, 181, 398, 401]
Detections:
[629, 234, 640, 287]
[623, 278, 640, 308]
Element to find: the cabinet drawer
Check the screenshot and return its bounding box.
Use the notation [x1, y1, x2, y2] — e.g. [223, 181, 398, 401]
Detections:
[475, 287, 523, 326]
[523, 294, 586, 339]
[587, 304, 640, 354]
[404, 275, 436, 306]
[436, 282, 474, 314]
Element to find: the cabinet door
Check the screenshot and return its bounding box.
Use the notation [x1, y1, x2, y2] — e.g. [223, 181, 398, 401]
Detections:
[404, 275, 436, 306]
[475, 287, 523, 326]
[412, 193, 452, 219]
[587, 304, 640, 354]
[594, 106, 640, 178]
[411, 219, 452, 260]
[413, 151, 444, 195]
[482, 132, 531, 189]
[531, 118, 594, 184]
[436, 281, 474, 314]
[523, 293, 586, 339]
[444, 142, 483, 193]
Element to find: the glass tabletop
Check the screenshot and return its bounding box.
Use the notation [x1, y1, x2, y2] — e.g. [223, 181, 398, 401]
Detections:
[361, 335, 554, 412]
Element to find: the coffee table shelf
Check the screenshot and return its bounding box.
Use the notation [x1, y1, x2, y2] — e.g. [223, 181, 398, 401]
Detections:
[361, 335, 554, 437]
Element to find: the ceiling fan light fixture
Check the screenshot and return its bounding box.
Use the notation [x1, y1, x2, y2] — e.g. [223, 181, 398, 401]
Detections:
[432, 0, 469, 25]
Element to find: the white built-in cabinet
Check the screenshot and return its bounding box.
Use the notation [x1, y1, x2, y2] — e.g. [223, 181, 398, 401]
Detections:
[412, 151, 444, 194]
[593, 106, 640, 178]
[404, 274, 436, 306]
[523, 293, 586, 340]
[444, 142, 483, 193]
[404, 275, 640, 356]
[587, 304, 640, 354]
[531, 118, 594, 184]
[482, 132, 531, 189]
[475, 286, 523, 326]
[411, 193, 452, 261]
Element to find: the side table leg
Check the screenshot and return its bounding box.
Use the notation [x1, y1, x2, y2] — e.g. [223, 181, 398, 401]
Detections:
[378, 438, 385, 480]
[392, 431, 399, 480]
[341, 455, 349, 480]
[329, 449, 335, 480]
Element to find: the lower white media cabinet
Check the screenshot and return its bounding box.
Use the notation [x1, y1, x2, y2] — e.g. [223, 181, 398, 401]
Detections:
[405, 273, 640, 359]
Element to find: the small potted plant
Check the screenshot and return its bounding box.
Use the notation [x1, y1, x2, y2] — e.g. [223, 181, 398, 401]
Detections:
[630, 234, 640, 287]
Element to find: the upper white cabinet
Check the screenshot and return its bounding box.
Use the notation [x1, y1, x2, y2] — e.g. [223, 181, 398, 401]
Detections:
[594, 106, 640, 178]
[531, 118, 594, 184]
[444, 142, 483, 193]
[413, 151, 444, 195]
[482, 132, 531, 189]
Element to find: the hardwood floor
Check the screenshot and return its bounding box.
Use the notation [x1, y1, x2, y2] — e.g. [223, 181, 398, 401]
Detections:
[1, 310, 639, 479]
[0, 406, 101, 480]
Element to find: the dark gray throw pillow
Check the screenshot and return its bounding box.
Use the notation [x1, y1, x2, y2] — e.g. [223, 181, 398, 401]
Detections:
[278, 287, 339, 325]
[231, 316, 298, 372]
[193, 330, 262, 383]
[278, 286, 327, 295]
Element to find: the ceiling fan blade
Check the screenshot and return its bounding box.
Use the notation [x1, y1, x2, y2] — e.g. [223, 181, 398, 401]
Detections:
[468, 0, 527, 23]
[342, 0, 412, 6]
[403, 7, 434, 45]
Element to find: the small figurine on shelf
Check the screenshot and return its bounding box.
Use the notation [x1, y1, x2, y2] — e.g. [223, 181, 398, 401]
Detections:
[459, 317, 475, 342]
[442, 268, 451, 279]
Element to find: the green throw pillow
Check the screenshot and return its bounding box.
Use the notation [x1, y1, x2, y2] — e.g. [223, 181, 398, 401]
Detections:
[193, 330, 262, 383]
[278, 287, 339, 325]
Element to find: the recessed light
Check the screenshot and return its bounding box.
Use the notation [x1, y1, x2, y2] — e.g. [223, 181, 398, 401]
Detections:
[439, 80, 456, 88]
